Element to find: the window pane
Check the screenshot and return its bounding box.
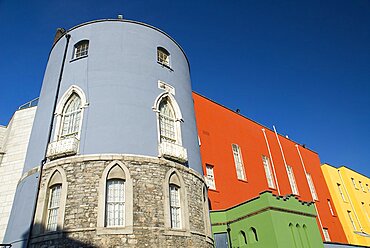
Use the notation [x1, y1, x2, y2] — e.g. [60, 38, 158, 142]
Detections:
[170, 185, 181, 228]
[159, 100, 176, 143]
[262, 156, 275, 188]
[106, 179, 125, 226]
[47, 184, 62, 231]
[287, 165, 299, 195]
[60, 94, 81, 139]
[306, 173, 318, 200]
[232, 144, 246, 180]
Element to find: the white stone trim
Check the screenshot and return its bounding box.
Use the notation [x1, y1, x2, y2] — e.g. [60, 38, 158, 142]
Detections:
[163, 168, 190, 234]
[53, 85, 88, 141]
[32, 167, 68, 235]
[97, 160, 133, 234]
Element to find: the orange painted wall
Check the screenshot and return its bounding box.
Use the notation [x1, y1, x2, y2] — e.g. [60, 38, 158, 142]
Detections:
[193, 92, 347, 243]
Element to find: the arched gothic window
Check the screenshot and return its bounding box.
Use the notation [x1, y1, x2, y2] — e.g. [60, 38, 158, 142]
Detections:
[159, 99, 176, 143]
[247, 227, 258, 243]
[239, 230, 247, 245]
[59, 93, 81, 139]
[97, 161, 133, 234]
[105, 165, 126, 227]
[169, 173, 181, 228]
[164, 169, 189, 232]
[46, 171, 63, 232]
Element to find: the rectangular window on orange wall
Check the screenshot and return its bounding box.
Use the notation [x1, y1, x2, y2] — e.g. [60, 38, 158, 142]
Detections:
[323, 228, 331, 242]
[205, 164, 216, 190]
[306, 173, 318, 201]
[262, 155, 275, 189]
[327, 199, 335, 216]
[232, 144, 246, 181]
[286, 165, 299, 195]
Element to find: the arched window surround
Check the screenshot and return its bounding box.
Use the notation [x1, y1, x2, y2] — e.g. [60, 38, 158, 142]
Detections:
[97, 161, 133, 234]
[163, 169, 189, 234]
[53, 85, 88, 141]
[153, 92, 183, 146]
[33, 168, 68, 234]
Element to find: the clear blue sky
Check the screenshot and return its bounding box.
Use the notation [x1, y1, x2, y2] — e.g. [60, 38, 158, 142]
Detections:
[0, 0, 369, 176]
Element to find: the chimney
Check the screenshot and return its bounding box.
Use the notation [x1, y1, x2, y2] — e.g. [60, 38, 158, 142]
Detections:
[53, 28, 66, 45]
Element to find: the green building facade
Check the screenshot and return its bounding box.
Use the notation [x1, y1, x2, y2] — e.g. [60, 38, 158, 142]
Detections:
[211, 191, 324, 248]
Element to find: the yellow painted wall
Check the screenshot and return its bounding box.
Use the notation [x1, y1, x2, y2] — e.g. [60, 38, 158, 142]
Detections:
[321, 164, 370, 246]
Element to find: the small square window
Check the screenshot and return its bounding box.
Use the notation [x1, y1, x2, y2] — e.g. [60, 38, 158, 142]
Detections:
[73, 40, 89, 59]
[157, 47, 170, 67]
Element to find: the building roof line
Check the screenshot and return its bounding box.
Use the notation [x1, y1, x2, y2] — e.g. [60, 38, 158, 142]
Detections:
[51, 19, 190, 70]
[193, 91, 318, 154]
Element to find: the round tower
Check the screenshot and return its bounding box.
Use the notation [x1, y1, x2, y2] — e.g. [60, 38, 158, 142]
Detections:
[6, 19, 212, 247]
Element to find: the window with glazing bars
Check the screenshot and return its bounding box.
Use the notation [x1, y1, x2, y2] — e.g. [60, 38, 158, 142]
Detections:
[74, 40, 89, 59]
[46, 184, 62, 231]
[286, 165, 299, 195]
[323, 228, 331, 241]
[106, 179, 125, 226]
[60, 93, 81, 139]
[157, 47, 170, 67]
[262, 155, 275, 188]
[169, 184, 181, 228]
[159, 99, 176, 143]
[205, 164, 216, 190]
[306, 173, 318, 200]
[232, 144, 246, 180]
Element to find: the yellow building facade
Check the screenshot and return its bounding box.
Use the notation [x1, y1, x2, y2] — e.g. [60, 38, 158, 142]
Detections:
[322, 164, 370, 246]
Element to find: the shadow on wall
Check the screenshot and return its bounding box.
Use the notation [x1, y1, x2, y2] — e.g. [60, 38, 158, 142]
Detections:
[24, 223, 98, 248]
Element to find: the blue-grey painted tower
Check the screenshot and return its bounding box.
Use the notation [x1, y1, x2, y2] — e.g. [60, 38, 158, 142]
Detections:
[5, 19, 212, 247]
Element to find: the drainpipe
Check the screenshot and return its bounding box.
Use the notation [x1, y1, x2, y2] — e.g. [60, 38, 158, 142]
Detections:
[295, 145, 324, 232]
[227, 223, 233, 248]
[272, 126, 291, 194]
[261, 128, 281, 195]
[338, 169, 363, 232]
[26, 32, 71, 248]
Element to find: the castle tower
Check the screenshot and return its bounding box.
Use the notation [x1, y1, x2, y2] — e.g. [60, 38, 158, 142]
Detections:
[4, 19, 213, 247]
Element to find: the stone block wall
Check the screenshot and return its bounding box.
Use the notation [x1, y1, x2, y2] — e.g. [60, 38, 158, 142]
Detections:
[30, 154, 213, 247]
[0, 107, 36, 242]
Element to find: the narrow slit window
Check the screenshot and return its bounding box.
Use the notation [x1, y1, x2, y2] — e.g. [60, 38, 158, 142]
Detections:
[232, 144, 246, 180]
[262, 155, 275, 188]
[286, 165, 299, 195]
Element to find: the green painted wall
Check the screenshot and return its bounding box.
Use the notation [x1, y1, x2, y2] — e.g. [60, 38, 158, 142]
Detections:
[210, 191, 324, 248]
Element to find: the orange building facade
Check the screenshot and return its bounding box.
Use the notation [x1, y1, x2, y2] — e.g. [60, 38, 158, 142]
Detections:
[193, 92, 347, 244]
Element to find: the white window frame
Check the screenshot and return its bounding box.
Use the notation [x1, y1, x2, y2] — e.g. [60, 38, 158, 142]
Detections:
[32, 168, 68, 235]
[232, 144, 246, 181]
[97, 161, 133, 234]
[106, 179, 125, 227]
[46, 184, 62, 232]
[157, 47, 170, 67]
[328, 199, 335, 216]
[53, 85, 88, 141]
[153, 93, 183, 146]
[306, 173, 318, 201]
[351, 178, 358, 189]
[205, 164, 216, 190]
[262, 155, 275, 188]
[286, 165, 299, 195]
[347, 210, 357, 230]
[73, 40, 89, 59]
[337, 183, 346, 202]
[323, 228, 331, 242]
[163, 169, 190, 233]
[169, 184, 181, 229]
[359, 181, 365, 191]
